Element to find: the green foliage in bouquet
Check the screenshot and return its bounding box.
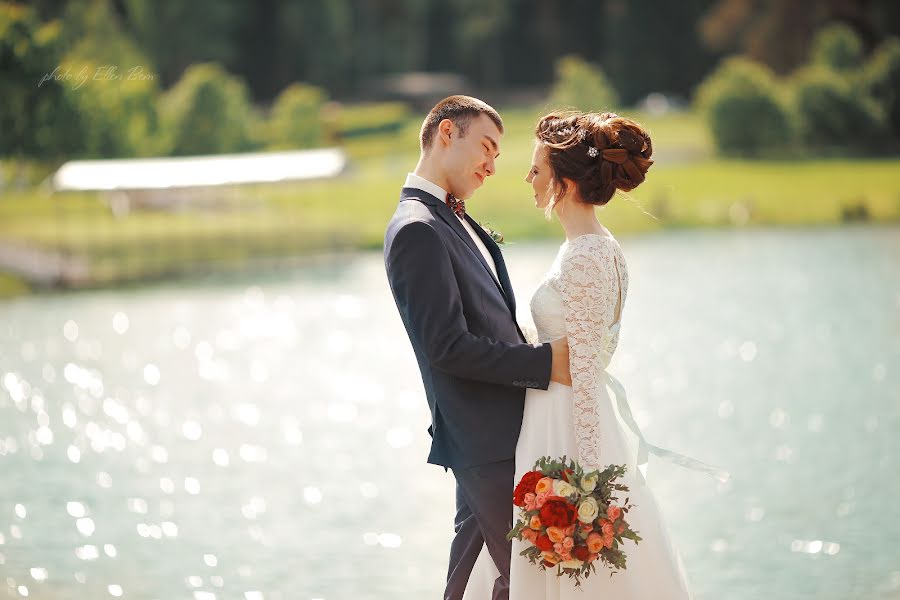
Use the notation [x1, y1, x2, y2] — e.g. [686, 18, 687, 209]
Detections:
[507, 456, 641, 588]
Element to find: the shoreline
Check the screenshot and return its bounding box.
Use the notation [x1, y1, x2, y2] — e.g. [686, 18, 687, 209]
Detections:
[2, 221, 897, 299]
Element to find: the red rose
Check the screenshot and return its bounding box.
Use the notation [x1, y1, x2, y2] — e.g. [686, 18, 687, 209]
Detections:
[539, 497, 577, 529]
[561, 468, 575, 483]
[535, 534, 554, 551]
[572, 545, 591, 561]
[513, 471, 544, 507]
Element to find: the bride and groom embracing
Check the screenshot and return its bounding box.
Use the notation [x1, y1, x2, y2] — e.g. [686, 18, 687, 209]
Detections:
[384, 95, 717, 600]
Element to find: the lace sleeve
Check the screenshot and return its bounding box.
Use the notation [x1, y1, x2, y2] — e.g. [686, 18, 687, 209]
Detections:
[555, 237, 623, 471]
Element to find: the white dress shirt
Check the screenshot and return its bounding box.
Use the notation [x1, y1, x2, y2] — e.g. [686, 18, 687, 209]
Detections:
[404, 173, 499, 282]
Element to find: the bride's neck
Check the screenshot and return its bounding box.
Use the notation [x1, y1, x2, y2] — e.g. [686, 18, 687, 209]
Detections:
[556, 194, 605, 240]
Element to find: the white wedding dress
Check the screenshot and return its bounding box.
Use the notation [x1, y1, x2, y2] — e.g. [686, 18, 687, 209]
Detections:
[462, 233, 723, 600]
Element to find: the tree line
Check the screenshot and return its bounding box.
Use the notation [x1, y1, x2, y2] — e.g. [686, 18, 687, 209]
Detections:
[2, 0, 899, 162]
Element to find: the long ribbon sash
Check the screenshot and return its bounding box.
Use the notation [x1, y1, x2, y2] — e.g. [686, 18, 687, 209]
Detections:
[604, 372, 731, 483]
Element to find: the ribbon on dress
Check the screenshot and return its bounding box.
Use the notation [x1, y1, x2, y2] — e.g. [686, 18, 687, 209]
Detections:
[604, 372, 731, 484]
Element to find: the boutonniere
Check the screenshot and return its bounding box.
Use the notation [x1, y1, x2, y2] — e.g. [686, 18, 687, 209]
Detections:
[479, 221, 505, 245]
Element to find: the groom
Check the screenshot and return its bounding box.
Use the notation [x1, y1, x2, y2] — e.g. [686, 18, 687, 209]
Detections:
[383, 95, 571, 600]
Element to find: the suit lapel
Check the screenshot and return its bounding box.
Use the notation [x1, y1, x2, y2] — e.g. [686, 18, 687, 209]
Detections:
[464, 213, 517, 314]
[400, 188, 512, 310]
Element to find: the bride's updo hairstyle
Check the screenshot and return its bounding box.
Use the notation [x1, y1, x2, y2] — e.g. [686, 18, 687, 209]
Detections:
[535, 111, 653, 216]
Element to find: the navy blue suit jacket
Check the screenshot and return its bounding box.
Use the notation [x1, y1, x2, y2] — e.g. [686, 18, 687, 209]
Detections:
[384, 187, 553, 469]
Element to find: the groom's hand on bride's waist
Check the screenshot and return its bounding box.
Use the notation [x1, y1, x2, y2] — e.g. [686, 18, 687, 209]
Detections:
[549, 337, 572, 386]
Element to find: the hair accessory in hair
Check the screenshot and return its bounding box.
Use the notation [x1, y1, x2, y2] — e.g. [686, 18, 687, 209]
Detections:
[587, 146, 599, 158]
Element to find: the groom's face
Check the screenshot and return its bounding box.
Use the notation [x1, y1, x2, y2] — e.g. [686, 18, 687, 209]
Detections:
[442, 114, 501, 200]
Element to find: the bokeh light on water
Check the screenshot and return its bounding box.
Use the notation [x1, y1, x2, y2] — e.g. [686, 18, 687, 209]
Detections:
[0, 226, 898, 599]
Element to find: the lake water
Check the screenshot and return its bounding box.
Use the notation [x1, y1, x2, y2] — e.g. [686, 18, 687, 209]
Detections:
[0, 226, 897, 600]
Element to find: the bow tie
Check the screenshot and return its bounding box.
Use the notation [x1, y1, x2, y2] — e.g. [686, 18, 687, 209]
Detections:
[446, 193, 465, 218]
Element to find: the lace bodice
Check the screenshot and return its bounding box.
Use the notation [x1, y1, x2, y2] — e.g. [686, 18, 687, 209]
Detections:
[528, 233, 629, 469]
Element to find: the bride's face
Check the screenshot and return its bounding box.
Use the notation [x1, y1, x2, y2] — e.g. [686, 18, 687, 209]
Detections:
[525, 144, 553, 209]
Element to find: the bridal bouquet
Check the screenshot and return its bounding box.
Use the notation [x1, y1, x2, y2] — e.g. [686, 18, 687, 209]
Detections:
[507, 456, 641, 587]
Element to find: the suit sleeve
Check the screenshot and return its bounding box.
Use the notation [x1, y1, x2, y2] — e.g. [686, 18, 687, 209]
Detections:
[386, 220, 552, 389]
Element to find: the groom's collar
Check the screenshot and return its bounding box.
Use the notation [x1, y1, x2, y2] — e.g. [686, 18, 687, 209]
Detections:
[404, 172, 449, 205]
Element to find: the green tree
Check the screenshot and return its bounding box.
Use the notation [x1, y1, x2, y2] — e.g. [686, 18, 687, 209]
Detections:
[60, 58, 161, 157]
[695, 57, 794, 156]
[792, 66, 886, 154]
[266, 83, 327, 149]
[270, 0, 356, 96]
[62, 0, 148, 67]
[450, 0, 509, 86]
[864, 38, 900, 142]
[811, 23, 864, 72]
[601, 0, 718, 104]
[0, 2, 86, 166]
[700, 0, 900, 74]
[548, 55, 619, 112]
[159, 62, 257, 156]
[56, 0, 161, 157]
[121, 0, 241, 88]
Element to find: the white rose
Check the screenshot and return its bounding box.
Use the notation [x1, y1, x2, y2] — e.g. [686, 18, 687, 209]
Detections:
[577, 496, 599, 524]
[559, 559, 584, 570]
[552, 479, 576, 498]
[580, 474, 598, 493]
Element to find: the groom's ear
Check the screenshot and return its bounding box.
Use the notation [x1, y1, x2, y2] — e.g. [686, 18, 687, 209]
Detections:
[437, 119, 455, 148]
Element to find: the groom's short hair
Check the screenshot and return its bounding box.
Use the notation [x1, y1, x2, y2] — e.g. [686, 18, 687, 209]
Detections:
[420, 95, 503, 154]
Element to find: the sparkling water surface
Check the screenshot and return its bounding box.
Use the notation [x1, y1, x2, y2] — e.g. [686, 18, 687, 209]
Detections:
[0, 226, 897, 600]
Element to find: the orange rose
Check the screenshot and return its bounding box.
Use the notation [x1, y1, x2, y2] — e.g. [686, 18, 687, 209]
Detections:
[586, 532, 604, 553]
[535, 477, 554, 495]
[522, 529, 538, 543]
[546, 526, 567, 543]
[601, 521, 615, 537]
[529, 515, 542, 530]
[541, 551, 560, 565]
[607, 505, 622, 521]
[604, 533, 615, 548]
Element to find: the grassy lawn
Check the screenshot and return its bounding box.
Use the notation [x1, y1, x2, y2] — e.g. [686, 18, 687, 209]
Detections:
[1, 109, 898, 296]
[242, 107, 900, 246]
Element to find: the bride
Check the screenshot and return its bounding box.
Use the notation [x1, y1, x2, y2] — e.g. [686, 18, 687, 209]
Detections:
[462, 111, 726, 600]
